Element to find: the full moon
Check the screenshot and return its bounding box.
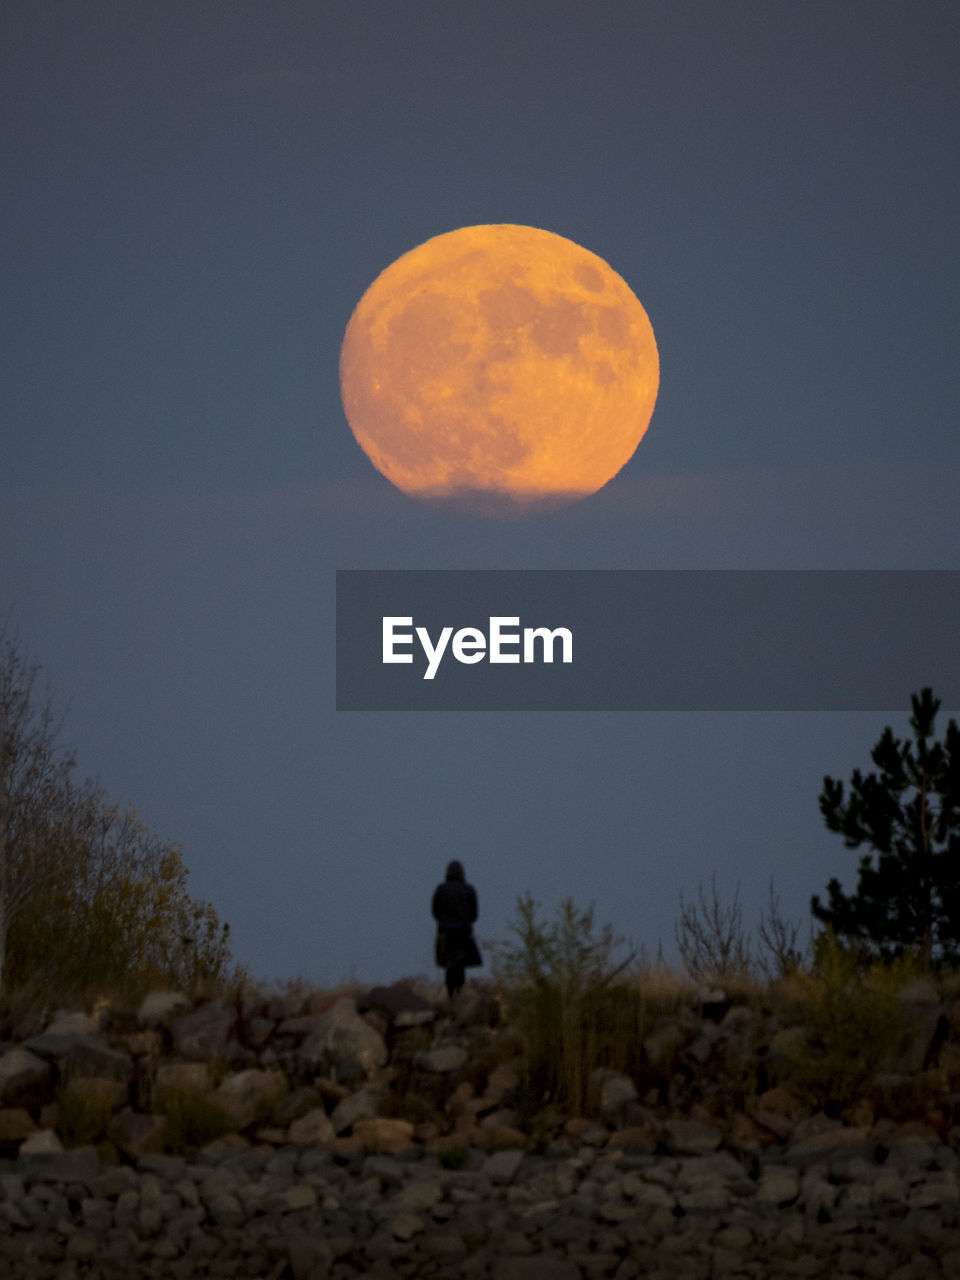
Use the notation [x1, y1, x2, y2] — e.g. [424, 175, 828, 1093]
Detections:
[339, 224, 659, 512]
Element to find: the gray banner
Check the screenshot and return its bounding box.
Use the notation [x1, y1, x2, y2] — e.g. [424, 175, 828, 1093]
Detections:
[336, 570, 960, 711]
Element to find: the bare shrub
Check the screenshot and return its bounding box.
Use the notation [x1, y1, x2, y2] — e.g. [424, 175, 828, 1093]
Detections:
[675, 873, 753, 983]
[757, 878, 807, 979]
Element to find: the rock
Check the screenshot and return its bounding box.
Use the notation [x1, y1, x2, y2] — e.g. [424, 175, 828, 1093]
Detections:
[0, 1107, 36, 1141]
[137, 991, 191, 1026]
[272, 1084, 323, 1126]
[607, 1125, 656, 1153]
[485, 1147, 524, 1184]
[352, 1117, 415, 1152]
[108, 1107, 166, 1159]
[242, 1016, 275, 1048]
[330, 1088, 379, 1133]
[755, 1166, 800, 1206]
[287, 1108, 336, 1146]
[299, 997, 388, 1084]
[389, 1210, 425, 1240]
[642, 1019, 695, 1072]
[751, 1108, 795, 1141]
[784, 1125, 874, 1167]
[663, 1119, 723, 1155]
[0, 1047, 51, 1108]
[155, 1060, 211, 1097]
[286, 1230, 333, 1280]
[417, 1044, 468, 1073]
[18, 1127, 63, 1155]
[363, 984, 436, 1028]
[45, 1010, 100, 1037]
[497, 1256, 581, 1280]
[210, 1068, 285, 1129]
[886, 1002, 948, 1074]
[595, 1070, 639, 1116]
[170, 1002, 234, 1060]
[483, 1063, 520, 1104]
[60, 1038, 132, 1089]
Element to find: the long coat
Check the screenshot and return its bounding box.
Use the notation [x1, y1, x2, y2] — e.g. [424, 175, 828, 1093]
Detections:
[432, 861, 482, 969]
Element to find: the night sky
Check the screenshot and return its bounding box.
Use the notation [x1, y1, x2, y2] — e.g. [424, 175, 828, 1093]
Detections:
[2, 2, 958, 984]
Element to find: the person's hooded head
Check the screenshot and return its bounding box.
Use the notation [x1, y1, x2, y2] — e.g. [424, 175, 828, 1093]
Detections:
[445, 860, 465, 882]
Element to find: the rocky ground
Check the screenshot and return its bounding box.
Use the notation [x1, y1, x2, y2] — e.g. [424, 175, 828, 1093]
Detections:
[3, 1126, 960, 1278]
[1, 976, 959, 1277]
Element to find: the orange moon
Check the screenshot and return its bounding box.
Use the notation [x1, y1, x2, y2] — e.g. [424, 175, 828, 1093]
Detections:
[339, 224, 659, 512]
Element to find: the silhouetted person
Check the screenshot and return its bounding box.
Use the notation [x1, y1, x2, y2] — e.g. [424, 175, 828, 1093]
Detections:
[432, 860, 481, 998]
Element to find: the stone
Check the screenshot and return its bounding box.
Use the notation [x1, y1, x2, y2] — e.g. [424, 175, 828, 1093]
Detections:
[155, 1061, 211, 1097]
[287, 1108, 336, 1146]
[108, 1107, 166, 1159]
[138, 991, 192, 1027]
[417, 1045, 468, 1073]
[784, 1125, 874, 1167]
[755, 1166, 800, 1206]
[268, 1183, 317, 1213]
[363, 984, 436, 1028]
[45, 1011, 100, 1037]
[0, 1047, 52, 1107]
[18, 1127, 64, 1155]
[243, 1017, 275, 1048]
[210, 1068, 285, 1129]
[353, 1117, 415, 1153]
[607, 1125, 656, 1153]
[642, 1019, 694, 1071]
[596, 1070, 639, 1116]
[0, 1107, 36, 1141]
[497, 1256, 582, 1280]
[298, 997, 388, 1084]
[330, 1088, 378, 1133]
[751, 1108, 795, 1141]
[271, 1084, 322, 1126]
[286, 1230, 333, 1280]
[170, 1002, 234, 1061]
[663, 1119, 722, 1155]
[485, 1148, 524, 1184]
[60, 1039, 132, 1089]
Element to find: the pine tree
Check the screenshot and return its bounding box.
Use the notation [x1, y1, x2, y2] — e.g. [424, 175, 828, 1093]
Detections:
[811, 689, 960, 964]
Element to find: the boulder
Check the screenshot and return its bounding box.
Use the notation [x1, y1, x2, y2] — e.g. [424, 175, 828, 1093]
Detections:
[155, 1061, 211, 1098]
[108, 1107, 166, 1159]
[0, 1047, 52, 1108]
[593, 1069, 639, 1116]
[663, 1119, 722, 1155]
[137, 991, 191, 1027]
[19, 1127, 64, 1155]
[362, 984, 435, 1028]
[170, 1002, 234, 1060]
[210, 1069, 285, 1129]
[298, 997, 388, 1084]
[287, 1108, 336, 1146]
[417, 1045, 468, 1073]
[0, 1108, 36, 1142]
[45, 1010, 100, 1037]
[642, 1018, 696, 1072]
[330, 1088, 378, 1134]
[352, 1117, 415, 1152]
[60, 1039, 132, 1089]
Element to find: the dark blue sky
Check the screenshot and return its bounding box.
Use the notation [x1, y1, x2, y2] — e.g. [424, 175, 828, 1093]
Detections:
[2, 1, 958, 982]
